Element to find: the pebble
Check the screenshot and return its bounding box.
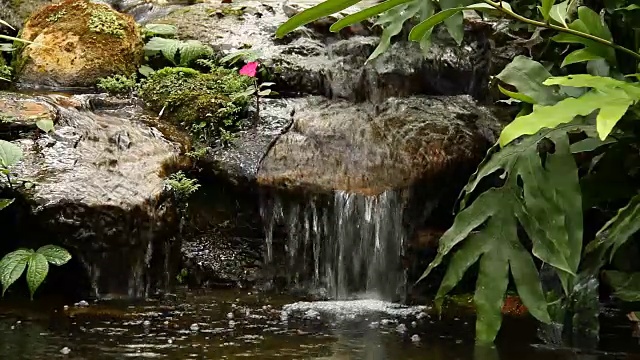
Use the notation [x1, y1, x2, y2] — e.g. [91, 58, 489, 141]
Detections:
[411, 334, 421, 343]
[190, 323, 200, 331]
[60, 347, 71, 355]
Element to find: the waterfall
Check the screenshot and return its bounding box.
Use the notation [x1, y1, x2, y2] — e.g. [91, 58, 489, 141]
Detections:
[261, 190, 407, 301]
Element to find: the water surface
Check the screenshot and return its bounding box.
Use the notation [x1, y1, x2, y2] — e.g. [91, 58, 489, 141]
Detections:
[0, 289, 639, 359]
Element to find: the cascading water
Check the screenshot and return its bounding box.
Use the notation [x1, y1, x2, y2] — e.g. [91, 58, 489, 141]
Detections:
[261, 189, 407, 300]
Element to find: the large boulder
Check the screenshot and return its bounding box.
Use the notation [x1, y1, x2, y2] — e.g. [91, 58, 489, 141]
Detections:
[14, 0, 143, 88]
[257, 95, 502, 195]
[0, 92, 181, 298]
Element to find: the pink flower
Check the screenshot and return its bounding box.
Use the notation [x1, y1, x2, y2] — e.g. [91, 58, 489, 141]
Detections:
[239, 61, 259, 77]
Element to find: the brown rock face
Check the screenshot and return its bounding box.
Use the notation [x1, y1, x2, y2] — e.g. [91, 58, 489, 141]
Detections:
[15, 0, 143, 88]
[257, 96, 501, 196]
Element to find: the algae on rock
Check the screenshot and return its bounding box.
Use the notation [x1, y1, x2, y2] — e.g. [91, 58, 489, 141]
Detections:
[139, 66, 252, 144]
[14, 0, 144, 88]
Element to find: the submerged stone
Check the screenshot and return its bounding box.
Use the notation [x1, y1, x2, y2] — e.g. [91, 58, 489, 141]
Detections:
[14, 0, 143, 88]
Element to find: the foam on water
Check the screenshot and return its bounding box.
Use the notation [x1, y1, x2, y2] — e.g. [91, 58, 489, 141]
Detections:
[281, 299, 428, 322]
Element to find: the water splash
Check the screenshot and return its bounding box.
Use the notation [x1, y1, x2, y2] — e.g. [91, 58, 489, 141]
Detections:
[261, 190, 407, 301]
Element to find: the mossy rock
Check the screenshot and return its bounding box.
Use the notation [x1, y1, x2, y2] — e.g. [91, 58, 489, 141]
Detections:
[139, 67, 252, 143]
[14, 0, 143, 88]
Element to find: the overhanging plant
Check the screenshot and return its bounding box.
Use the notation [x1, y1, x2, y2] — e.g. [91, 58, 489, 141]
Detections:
[275, 0, 640, 343]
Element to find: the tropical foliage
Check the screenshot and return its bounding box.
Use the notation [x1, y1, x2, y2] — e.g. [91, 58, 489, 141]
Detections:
[276, 0, 640, 343]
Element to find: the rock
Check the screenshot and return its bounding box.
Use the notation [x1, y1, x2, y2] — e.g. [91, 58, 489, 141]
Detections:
[0, 92, 181, 298]
[15, 0, 143, 88]
[0, 92, 58, 134]
[257, 95, 502, 195]
[180, 232, 263, 288]
[149, 1, 493, 101]
[195, 97, 298, 184]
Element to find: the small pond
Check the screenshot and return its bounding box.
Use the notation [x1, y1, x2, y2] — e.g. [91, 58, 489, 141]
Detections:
[0, 289, 638, 359]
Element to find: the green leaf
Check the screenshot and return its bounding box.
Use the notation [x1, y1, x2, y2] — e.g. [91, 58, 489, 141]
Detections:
[275, 0, 363, 38]
[178, 40, 213, 66]
[586, 193, 640, 263]
[143, 23, 177, 37]
[0, 34, 36, 45]
[440, 0, 472, 45]
[330, 0, 413, 32]
[26, 253, 48, 299]
[0, 249, 32, 295]
[0, 139, 23, 168]
[0, 18, 15, 30]
[408, 7, 464, 42]
[368, 1, 426, 62]
[552, 11, 616, 66]
[138, 65, 155, 78]
[36, 245, 71, 266]
[35, 119, 54, 133]
[614, 4, 640, 11]
[0, 198, 14, 211]
[220, 49, 263, 64]
[549, 0, 570, 27]
[570, 137, 616, 153]
[498, 84, 536, 104]
[539, 0, 554, 21]
[561, 48, 601, 67]
[421, 124, 589, 341]
[499, 74, 640, 146]
[144, 37, 180, 65]
[466, 2, 514, 16]
[577, 6, 613, 42]
[603, 271, 640, 302]
[496, 56, 564, 105]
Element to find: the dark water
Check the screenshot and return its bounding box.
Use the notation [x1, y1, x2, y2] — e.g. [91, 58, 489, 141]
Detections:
[0, 289, 639, 359]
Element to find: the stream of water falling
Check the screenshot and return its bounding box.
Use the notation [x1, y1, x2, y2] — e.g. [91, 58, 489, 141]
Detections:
[261, 190, 407, 300]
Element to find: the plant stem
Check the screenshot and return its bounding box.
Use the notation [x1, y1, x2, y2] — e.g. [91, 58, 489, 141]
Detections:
[254, 80, 260, 127]
[482, 0, 640, 61]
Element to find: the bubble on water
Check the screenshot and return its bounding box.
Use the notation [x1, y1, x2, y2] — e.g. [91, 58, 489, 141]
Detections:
[226, 312, 234, 319]
[189, 323, 200, 331]
[75, 300, 89, 307]
[411, 321, 417, 328]
[143, 320, 151, 327]
[396, 324, 407, 334]
[60, 347, 71, 355]
[369, 321, 379, 329]
[411, 334, 421, 343]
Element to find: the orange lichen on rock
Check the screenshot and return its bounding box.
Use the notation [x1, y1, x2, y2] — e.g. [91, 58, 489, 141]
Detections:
[15, 0, 143, 88]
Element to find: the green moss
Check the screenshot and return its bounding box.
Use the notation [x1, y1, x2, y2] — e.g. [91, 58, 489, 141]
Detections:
[47, 10, 66, 22]
[88, 8, 125, 38]
[139, 66, 252, 144]
[97, 74, 136, 95]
